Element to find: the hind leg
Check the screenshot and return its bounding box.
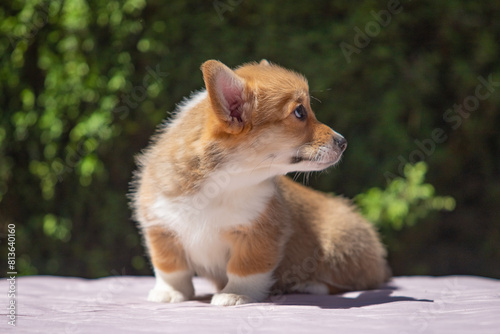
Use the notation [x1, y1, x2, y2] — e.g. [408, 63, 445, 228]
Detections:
[274, 212, 390, 295]
[317, 216, 391, 292]
[291, 281, 330, 295]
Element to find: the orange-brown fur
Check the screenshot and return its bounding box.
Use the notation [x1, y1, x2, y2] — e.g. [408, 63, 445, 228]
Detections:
[132, 59, 390, 305]
[273, 177, 390, 294]
[146, 227, 189, 273]
[224, 196, 287, 277]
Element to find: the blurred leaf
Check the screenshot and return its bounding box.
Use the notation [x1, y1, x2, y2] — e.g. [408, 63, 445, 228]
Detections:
[356, 162, 456, 230]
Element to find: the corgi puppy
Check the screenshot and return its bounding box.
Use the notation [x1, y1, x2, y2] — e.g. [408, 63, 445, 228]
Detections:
[131, 59, 390, 306]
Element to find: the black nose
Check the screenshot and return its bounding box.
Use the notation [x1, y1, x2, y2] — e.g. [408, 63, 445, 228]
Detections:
[334, 136, 347, 152]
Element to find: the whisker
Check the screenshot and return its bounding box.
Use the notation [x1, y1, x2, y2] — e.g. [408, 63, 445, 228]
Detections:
[314, 147, 324, 162]
[310, 95, 322, 104]
[310, 88, 331, 93]
[266, 154, 278, 176]
[292, 172, 300, 182]
[250, 153, 275, 175]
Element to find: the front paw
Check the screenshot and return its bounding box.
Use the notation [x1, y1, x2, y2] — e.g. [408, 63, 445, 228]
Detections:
[148, 289, 190, 303]
[211, 293, 254, 306]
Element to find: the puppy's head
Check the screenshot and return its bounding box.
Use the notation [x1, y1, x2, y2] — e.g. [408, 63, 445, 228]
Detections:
[201, 59, 347, 174]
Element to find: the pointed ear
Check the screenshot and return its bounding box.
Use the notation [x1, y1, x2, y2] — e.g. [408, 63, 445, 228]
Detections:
[201, 60, 251, 134]
[259, 59, 270, 66]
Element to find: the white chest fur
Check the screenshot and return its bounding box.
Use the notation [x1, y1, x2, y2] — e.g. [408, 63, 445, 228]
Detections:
[150, 172, 275, 275]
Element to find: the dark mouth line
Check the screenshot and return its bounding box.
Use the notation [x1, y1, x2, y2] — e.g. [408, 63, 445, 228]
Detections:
[290, 156, 337, 165]
[291, 156, 306, 164]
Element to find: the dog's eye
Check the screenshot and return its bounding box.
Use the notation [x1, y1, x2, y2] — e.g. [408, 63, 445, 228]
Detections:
[294, 105, 307, 120]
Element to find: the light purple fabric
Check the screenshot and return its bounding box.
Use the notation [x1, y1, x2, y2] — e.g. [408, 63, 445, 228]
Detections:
[1, 275, 499, 333]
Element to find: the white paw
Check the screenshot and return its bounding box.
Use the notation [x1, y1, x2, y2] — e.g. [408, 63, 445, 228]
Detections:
[211, 293, 254, 306]
[147, 289, 189, 303]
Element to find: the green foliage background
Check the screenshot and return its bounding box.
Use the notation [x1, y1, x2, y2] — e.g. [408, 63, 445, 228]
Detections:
[1, 0, 499, 278]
